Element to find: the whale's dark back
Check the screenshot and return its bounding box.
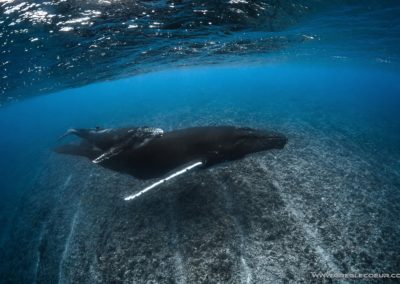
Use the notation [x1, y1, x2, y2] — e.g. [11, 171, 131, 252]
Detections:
[55, 126, 287, 179]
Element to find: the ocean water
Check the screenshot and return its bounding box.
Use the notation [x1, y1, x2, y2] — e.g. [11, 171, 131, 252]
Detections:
[1, 1, 400, 283]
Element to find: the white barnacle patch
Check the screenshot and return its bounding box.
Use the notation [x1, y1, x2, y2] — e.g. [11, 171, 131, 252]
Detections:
[124, 161, 203, 201]
[141, 127, 164, 136]
[152, 128, 164, 136]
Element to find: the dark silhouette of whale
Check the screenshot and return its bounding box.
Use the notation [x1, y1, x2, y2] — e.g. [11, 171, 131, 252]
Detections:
[55, 126, 287, 180]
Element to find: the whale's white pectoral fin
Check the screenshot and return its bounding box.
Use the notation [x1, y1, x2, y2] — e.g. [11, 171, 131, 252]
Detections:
[133, 137, 159, 150]
[124, 161, 203, 201]
[93, 131, 163, 164]
[92, 147, 123, 164]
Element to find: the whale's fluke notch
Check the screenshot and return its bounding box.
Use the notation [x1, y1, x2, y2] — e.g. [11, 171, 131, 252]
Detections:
[124, 161, 204, 201]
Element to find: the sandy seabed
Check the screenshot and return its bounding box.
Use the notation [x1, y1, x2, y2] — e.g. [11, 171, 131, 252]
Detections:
[1, 97, 399, 284]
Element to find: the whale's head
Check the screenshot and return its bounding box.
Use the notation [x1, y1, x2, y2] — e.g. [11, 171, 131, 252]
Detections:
[240, 127, 287, 149]
[217, 127, 287, 160]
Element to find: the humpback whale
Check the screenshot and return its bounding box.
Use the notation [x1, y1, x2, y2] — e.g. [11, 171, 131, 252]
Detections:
[56, 126, 287, 200]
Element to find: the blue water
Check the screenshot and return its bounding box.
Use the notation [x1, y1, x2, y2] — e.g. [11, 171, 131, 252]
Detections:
[1, 1, 400, 283]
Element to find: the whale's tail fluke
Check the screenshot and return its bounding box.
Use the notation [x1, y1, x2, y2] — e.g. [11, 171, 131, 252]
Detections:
[57, 128, 78, 141]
